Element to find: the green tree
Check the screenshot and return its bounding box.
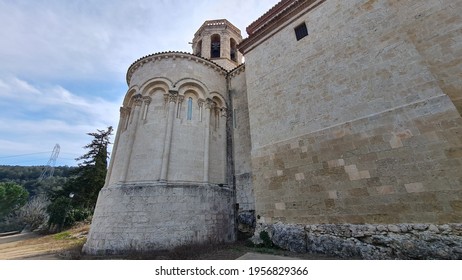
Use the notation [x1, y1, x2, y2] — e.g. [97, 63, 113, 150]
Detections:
[63, 126, 113, 209]
[0, 182, 29, 219]
[47, 196, 72, 232]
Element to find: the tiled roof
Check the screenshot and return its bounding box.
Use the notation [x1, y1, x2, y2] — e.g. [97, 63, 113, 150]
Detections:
[126, 51, 229, 85]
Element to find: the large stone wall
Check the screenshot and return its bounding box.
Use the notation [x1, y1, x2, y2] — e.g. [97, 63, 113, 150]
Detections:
[243, 0, 462, 225]
[254, 222, 462, 259]
[83, 183, 235, 254]
[229, 66, 256, 235]
[112, 53, 229, 185]
[230, 66, 254, 212]
[85, 53, 235, 254]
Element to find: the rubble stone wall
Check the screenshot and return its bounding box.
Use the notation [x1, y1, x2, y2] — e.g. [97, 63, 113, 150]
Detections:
[254, 222, 462, 259]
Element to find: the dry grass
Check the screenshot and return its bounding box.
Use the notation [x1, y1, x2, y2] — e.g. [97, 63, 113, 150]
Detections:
[1, 224, 335, 260]
[0, 223, 89, 260]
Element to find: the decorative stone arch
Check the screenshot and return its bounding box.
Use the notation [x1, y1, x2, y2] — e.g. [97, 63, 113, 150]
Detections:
[175, 78, 208, 100]
[140, 77, 172, 97]
[209, 92, 227, 109]
[123, 87, 140, 107]
[183, 89, 201, 100]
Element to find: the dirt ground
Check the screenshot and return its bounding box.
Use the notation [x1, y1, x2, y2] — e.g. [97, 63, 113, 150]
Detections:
[0, 225, 88, 260]
[0, 225, 335, 260]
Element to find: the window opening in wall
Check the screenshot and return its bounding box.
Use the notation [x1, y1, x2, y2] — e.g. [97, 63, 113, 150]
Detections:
[294, 22, 308, 41]
[195, 40, 202, 56]
[194, 40, 202, 56]
[187, 97, 193, 120]
[230, 38, 237, 62]
[211, 34, 221, 58]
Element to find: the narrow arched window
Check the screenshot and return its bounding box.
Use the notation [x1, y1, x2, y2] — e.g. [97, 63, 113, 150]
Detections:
[230, 38, 237, 62]
[211, 34, 221, 58]
[187, 97, 193, 120]
[195, 40, 202, 56]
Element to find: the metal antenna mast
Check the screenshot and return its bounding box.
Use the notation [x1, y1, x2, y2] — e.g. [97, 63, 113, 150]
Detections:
[38, 144, 60, 181]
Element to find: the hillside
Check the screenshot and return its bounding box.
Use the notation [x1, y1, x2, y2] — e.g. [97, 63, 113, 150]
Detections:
[0, 165, 76, 197]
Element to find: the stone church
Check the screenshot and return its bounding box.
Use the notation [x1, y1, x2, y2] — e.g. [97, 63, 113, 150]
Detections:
[84, 0, 462, 259]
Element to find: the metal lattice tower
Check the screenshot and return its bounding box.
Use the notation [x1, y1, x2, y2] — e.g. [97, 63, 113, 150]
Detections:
[38, 144, 60, 181]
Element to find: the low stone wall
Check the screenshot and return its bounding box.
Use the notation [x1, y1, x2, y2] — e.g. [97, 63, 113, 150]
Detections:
[253, 222, 462, 259]
[83, 183, 235, 255]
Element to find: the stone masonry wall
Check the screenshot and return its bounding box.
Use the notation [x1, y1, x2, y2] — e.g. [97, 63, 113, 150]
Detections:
[230, 67, 254, 212]
[254, 222, 462, 259]
[229, 66, 256, 234]
[83, 183, 235, 254]
[244, 0, 462, 225]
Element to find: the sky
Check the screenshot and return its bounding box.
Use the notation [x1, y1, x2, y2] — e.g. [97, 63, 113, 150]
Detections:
[0, 0, 280, 166]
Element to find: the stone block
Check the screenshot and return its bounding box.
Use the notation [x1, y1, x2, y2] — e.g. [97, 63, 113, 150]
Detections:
[376, 185, 395, 195]
[295, 172, 305, 181]
[275, 202, 286, 210]
[404, 182, 425, 193]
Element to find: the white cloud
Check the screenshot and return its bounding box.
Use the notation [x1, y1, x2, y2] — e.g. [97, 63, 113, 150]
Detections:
[0, 0, 280, 166]
[0, 77, 120, 165]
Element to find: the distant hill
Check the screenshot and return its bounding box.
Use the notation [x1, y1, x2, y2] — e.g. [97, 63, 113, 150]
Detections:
[0, 165, 77, 197]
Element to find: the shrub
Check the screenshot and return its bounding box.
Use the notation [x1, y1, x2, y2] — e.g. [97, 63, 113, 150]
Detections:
[17, 195, 50, 231]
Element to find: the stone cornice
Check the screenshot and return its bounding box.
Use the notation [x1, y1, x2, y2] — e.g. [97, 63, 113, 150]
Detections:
[126, 51, 228, 85]
[228, 63, 246, 77]
[193, 19, 242, 39]
[246, 0, 295, 36]
[239, 0, 326, 54]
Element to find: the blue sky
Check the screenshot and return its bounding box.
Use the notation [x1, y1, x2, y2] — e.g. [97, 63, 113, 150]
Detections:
[0, 0, 279, 166]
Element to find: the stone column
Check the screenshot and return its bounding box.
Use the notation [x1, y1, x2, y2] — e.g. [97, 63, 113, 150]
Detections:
[221, 34, 230, 60]
[202, 34, 211, 60]
[220, 107, 228, 183]
[203, 99, 213, 182]
[120, 94, 143, 182]
[104, 106, 129, 187]
[176, 95, 184, 118]
[142, 96, 152, 121]
[160, 90, 178, 181]
[198, 98, 205, 122]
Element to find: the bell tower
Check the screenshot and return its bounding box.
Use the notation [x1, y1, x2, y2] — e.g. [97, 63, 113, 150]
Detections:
[192, 19, 243, 71]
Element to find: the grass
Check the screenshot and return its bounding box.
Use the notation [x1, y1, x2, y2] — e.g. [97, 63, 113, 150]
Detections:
[53, 231, 72, 240]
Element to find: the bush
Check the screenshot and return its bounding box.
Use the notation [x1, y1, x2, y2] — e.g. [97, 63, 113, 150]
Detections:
[17, 195, 50, 231]
[68, 207, 92, 223]
[0, 182, 29, 219]
[260, 230, 274, 248]
[47, 197, 72, 232]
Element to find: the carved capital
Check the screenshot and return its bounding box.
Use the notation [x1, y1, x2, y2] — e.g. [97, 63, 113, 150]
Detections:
[197, 98, 205, 108]
[133, 93, 143, 106]
[143, 96, 152, 105]
[205, 99, 214, 110]
[177, 95, 185, 104]
[168, 90, 178, 103]
[120, 106, 130, 118]
[220, 107, 228, 118]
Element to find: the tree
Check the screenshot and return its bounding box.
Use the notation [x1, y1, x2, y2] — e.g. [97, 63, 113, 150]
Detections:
[63, 126, 113, 209]
[47, 196, 72, 232]
[0, 182, 29, 219]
